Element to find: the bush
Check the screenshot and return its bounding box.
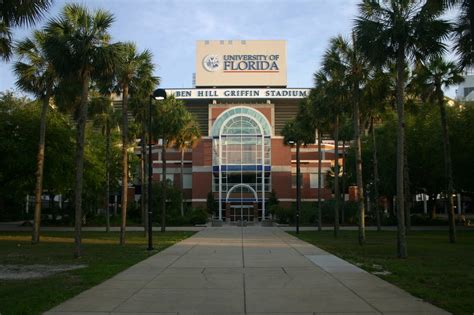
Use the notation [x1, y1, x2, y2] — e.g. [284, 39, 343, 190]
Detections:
[411, 214, 449, 226]
[188, 207, 208, 225]
[271, 205, 293, 224]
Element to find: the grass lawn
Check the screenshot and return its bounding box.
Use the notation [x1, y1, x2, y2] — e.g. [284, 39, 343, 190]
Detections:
[0, 230, 194, 315]
[291, 229, 474, 315]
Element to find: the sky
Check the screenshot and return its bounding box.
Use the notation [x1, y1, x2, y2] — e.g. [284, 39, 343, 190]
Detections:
[0, 0, 459, 96]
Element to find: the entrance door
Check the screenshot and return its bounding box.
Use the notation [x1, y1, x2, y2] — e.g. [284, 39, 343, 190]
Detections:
[230, 204, 254, 222]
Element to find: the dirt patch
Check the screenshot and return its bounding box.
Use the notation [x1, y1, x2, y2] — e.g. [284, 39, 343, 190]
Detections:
[0, 264, 87, 279]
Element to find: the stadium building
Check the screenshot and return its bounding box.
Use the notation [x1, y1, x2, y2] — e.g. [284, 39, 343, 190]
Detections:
[150, 40, 340, 222]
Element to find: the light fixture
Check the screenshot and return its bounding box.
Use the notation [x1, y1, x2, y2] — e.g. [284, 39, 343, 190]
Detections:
[147, 88, 167, 251]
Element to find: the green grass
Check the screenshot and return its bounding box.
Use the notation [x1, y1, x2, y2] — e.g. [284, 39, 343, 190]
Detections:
[290, 230, 474, 315]
[0, 231, 194, 315]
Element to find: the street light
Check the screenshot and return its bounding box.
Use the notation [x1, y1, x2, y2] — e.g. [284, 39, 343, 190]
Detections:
[147, 88, 167, 251]
[289, 140, 300, 234]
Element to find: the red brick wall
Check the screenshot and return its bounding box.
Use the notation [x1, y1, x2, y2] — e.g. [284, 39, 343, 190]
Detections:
[192, 172, 212, 200]
[192, 139, 212, 166]
[271, 138, 291, 165]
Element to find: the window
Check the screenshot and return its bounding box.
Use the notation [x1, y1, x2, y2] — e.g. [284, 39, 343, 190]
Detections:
[464, 87, 474, 97]
[212, 107, 273, 199]
[291, 174, 303, 188]
[161, 174, 174, 184]
[310, 173, 324, 188]
[183, 174, 192, 189]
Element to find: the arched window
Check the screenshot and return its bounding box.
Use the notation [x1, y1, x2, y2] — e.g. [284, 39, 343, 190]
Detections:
[211, 106, 271, 137]
[211, 106, 272, 221]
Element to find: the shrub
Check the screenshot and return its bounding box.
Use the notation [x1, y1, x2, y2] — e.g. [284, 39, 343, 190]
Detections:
[188, 207, 208, 225]
[271, 205, 293, 224]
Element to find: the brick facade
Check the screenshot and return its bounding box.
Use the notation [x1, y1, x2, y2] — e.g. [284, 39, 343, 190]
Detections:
[132, 99, 346, 222]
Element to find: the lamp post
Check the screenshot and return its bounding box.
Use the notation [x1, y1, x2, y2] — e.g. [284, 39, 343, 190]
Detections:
[289, 140, 300, 234]
[147, 88, 167, 251]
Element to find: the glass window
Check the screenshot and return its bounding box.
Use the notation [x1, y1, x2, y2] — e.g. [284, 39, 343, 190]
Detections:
[291, 174, 303, 188]
[212, 107, 273, 201]
[183, 174, 192, 189]
[212, 106, 271, 137]
[310, 173, 324, 188]
[167, 174, 174, 183]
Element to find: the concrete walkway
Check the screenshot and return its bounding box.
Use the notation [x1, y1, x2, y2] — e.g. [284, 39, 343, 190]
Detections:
[45, 226, 449, 315]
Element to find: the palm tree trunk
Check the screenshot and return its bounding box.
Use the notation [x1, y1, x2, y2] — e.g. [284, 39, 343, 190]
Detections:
[32, 94, 50, 244]
[371, 117, 381, 231]
[334, 114, 340, 238]
[317, 129, 323, 232]
[395, 51, 407, 258]
[141, 132, 147, 237]
[120, 84, 129, 245]
[341, 139, 346, 225]
[470, 3, 474, 61]
[105, 120, 110, 233]
[180, 148, 185, 217]
[296, 142, 301, 234]
[161, 141, 167, 232]
[438, 88, 456, 243]
[430, 193, 437, 219]
[74, 72, 90, 259]
[353, 96, 366, 245]
[404, 144, 411, 233]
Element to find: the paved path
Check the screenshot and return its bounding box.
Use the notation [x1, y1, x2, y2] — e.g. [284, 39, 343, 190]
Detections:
[45, 226, 448, 315]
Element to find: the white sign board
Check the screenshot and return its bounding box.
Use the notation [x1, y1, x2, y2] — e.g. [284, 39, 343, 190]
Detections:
[195, 40, 287, 87]
[167, 88, 310, 100]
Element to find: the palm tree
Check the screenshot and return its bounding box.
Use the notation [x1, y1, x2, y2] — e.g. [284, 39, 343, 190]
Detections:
[129, 73, 159, 236]
[1, 0, 52, 61]
[364, 68, 392, 231]
[310, 88, 333, 232]
[282, 99, 316, 234]
[453, 0, 473, 68]
[44, 4, 118, 258]
[315, 45, 348, 238]
[432, 0, 473, 68]
[174, 112, 201, 216]
[115, 42, 154, 245]
[411, 56, 464, 242]
[355, 0, 451, 258]
[152, 96, 188, 232]
[89, 93, 121, 232]
[14, 30, 57, 244]
[330, 34, 370, 244]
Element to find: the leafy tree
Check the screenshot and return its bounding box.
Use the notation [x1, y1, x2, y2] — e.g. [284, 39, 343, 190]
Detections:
[0, 91, 74, 220]
[13, 30, 58, 244]
[0, 0, 52, 61]
[44, 4, 118, 258]
[451, 103, 474, 195]
[282, 99, 316, 234]
[355, 0, 451, 258]
[410, 56, 464, 242]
